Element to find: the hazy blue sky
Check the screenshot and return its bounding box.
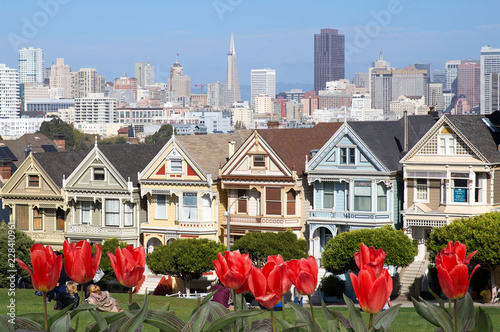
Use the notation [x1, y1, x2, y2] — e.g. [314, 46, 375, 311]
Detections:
[1, 0, 499, 92]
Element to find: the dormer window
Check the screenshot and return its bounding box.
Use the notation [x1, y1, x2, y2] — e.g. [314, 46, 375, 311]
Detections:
[28, 175, 39, 187]
[253, 155, 265, 168]
[340, 147, 355, 165]
[94, 168, 105, 181]
[170, 159, 182, 172]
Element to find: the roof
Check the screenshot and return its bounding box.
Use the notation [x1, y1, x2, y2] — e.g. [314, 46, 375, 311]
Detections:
[257, 122, 343, 175]
[176, 130, 252, 178]
[33, 150, 89, 187]
[349, 115, 437, 171]
[0, 133, 65, 168]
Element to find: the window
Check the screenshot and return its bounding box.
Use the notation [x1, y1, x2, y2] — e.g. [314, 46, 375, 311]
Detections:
[287, 190, 296, 215]
[377, 183, 387, 211]
[16, 205, 29, 230]
[253, 155, 265, 167]
[475, 173, 485, 203]
[438, 135, 455, 155]
[266, 187, 281, 215]
[452, 178, 468, 203]
[105, 199, 120, 226]
[124, 202, 133, 226]
[323, 183, 334, 209]
[28, 175, 39, 187]
[202, 194, 212, 221]
[416, 179, 428, 201]
[56, 208, 65, 231]
[33, 208, 42, 230]
[237, 189, 247, 213]
[354, 181, 371, 211]
[182, 192, 197, 220]
[155, 195, 167, 219]
[340, 148, 355, 165]
[170, 159, 182, 172]
[94, 168, 105, 181]
[81, 201, 91, 224]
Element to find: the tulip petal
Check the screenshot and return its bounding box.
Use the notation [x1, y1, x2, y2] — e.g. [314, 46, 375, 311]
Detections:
[366, 272, 392, 314]
[448, 264, 470, 299]
[46, 255, 63, 292]
[296, 270, 316, 295]
[437, 265, 456, 299]
[248, 267, 266, 297]
[16, 259, 36, 290]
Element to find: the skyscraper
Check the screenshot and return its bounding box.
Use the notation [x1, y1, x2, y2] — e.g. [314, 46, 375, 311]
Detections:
[0, 64, 20, 118]
[18, 47, 44, 84]
[135, 61, 155, 87]
[445, 60, 461, 94]
[481, 45, 500, 114]
[207, 81, 227, 109]
[225, 32, 241, 106]
[457, 61, 480, 112]
[72, 68, 105, 98]
[168, 62, 191, 105]
[251, 68, 276, 106]
[314, 29, 345, 92]
[49, 58, 72, 99]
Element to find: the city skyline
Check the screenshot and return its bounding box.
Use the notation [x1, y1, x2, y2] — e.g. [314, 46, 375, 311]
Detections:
[1, 1, 500, 93]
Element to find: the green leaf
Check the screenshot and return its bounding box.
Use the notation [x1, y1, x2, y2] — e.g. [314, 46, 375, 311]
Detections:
[287, 301, 324, 332]
[204, 307, 265, 332]
[69, 303, 99, 319]
[275, 317, 294, 329]
[159, 302, 171, 312]
[108, 317, 129, 332]
[248, 318, 274, 331]
[327, 320, 339, 332]
[428, 288, 445, 310]
[373, 304, 401, 330]
[411, 297, 440, 327]
[343, 294, 366, 332]
[18, 312, 46, 324]
[322, 300, 352, 328]
[89, 310, 108, 331]
[457, 294, 475, 332]
[13, 317, 45, 331]
[420, 298, 454, 332]
[182, 301, 210, 332]
[0, 315, 15, 332]
[474, 307, 493, 332]
[86, 312, 127, 332]
[204, 301, 232, 332]
[49, 314, 72, 332]
[128, 302, 141, 310]
[145, 310, 186, 332]
[282, 327, 310, 332]
[117, 293, 148, 332]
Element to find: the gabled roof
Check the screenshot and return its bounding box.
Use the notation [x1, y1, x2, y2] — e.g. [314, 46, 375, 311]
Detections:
[33, 150, 89, 187]
[349, 115, 437, 171]
[176, 130, 252, 178]
[255, 123, 346, 175]
[0, 133, 64, 167]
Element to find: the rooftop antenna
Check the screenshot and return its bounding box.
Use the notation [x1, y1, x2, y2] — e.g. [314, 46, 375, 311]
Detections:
[379, 48, 383, 60]
[176, 53, 179, 62]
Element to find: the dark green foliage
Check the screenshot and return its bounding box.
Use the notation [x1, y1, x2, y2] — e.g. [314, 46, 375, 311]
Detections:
[319, 274, 345, 298]
[98, 238, 128, 284]
[321, 225, 417, 274]
[145, 124, 174, 144]
[0, 221, 35, 288]
[146, 238, 225, 290]
[38, 117, 93, 151]
[99, 136, 127, 145]
[231, 230, 308, 267]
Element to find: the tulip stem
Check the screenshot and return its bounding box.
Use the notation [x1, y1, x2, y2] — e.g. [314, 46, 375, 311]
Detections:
[282, 295, 285, 321]
[233, 290, 237, 332]
[454, 299, 458, 332]
[129, 287, 133, 305]
[369, 313, 374, 330]
[241, 293, 244, 309]
[270, 308, 276, 332]
[307, 295, 317, 332]
[42, 292, 48, 331]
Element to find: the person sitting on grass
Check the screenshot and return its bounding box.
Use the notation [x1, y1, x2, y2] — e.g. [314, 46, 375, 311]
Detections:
[86, 284, 122, 312]
[54, 281, 79, 310]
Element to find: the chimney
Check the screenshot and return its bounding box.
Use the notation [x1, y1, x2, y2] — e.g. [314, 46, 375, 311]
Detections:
[53, 133, 66, 150]
[0, 159, 12, 183]
[228, 141, 235, 159]
[404, 111, 409, 152]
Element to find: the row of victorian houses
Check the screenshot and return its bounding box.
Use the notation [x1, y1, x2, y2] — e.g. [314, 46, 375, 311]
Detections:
[3, 112, 500, 269]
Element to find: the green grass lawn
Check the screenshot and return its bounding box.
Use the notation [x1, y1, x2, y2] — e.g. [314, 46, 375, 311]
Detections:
[1, 289, 499, 331]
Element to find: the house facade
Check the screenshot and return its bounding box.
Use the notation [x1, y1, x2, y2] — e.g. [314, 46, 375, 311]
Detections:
[401, 114, 500, 257]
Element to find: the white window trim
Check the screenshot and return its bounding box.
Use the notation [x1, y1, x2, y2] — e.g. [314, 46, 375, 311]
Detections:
[154, 194, 168, 219]
[339, 146, 356, 165]
[169, 159, 183, 173]
[81, 201, 92, 224]
[414, 179, 429, 203]
[437, 134, 456, 155]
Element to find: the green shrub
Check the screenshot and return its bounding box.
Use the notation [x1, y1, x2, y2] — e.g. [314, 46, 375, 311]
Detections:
[319, 274, 345, 298]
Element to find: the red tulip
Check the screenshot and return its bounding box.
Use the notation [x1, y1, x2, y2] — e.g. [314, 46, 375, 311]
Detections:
[248, 263, 283, 309]
[354, 243, 386, 277]
[350, 266, 393, 314]
[212, 250, 252, 289]
[15, 244, 63, 293]
[107, 245, 146, 288]
[285, 256, 318, 296]
[267, 255, 292, 294]
[63, 240, 101, 284]
[435, 241, 480, 300]
[235, 278, 250, 294]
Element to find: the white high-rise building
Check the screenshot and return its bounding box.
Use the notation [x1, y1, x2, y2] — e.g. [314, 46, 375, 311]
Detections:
[0, 64, 20, 118]
[481, 46, 500, 114]
[445, 60, 461, 93]
[50, 58, 72, 99]
[72, 68, 104, 99]
[251, 68, 275, 106]
[18, 47, 44, 84]
[207, 81, 227, 109]
[254, 94, 274, 114]
[135, 62, 155, 87]
[75, 93, 117, 123]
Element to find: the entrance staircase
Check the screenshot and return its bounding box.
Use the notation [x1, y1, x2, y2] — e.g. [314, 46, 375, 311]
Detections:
[397, 257, 429, 300]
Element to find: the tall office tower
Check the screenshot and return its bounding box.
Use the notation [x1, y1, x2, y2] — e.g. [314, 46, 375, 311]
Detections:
[135, 61, 155, 87]
[481, 46, 500, 114]
[445, 60, 461, 94]
[225, 32, 241, 105]
[490, 73, 500, 112]
[114, 74, 138, 100]
[75, 93, 117, 123]
[49, 58, 72, 99]
[72, 68, 105, 98]
[251, 68, 276, 106]
[370, 69, 393, 113]
[314, 28, 345, 92]
[168, 62, 191, 105]
[392, 66, 428, 104]
[432, 70, 446, 84]
[457, 61, 480, 112]
[368, 52, 392, 94]
[0, 64, 20, 118]
[428, 83, 444, 112]
[18, 47, 44, 84]
[207, 81, 227, 109]
[414, 63, 431, 83]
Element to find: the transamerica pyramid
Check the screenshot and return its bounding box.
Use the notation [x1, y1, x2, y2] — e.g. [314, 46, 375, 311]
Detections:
[225, 32, 241, 106]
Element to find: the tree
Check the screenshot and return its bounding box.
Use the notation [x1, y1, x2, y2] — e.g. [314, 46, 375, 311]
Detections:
[234, 121, 247, 130]
[0, 221, 35, 288]
[99, 136, 127, 145]
[322, 225, 417, 275]
[145, 124, 175, 144]
[427, 212, 500, 303]
[146, 238, 224, 292]
[98, 238, 128, 284]
[231, 230, 308, 267]
[38, 117, 92, 151]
